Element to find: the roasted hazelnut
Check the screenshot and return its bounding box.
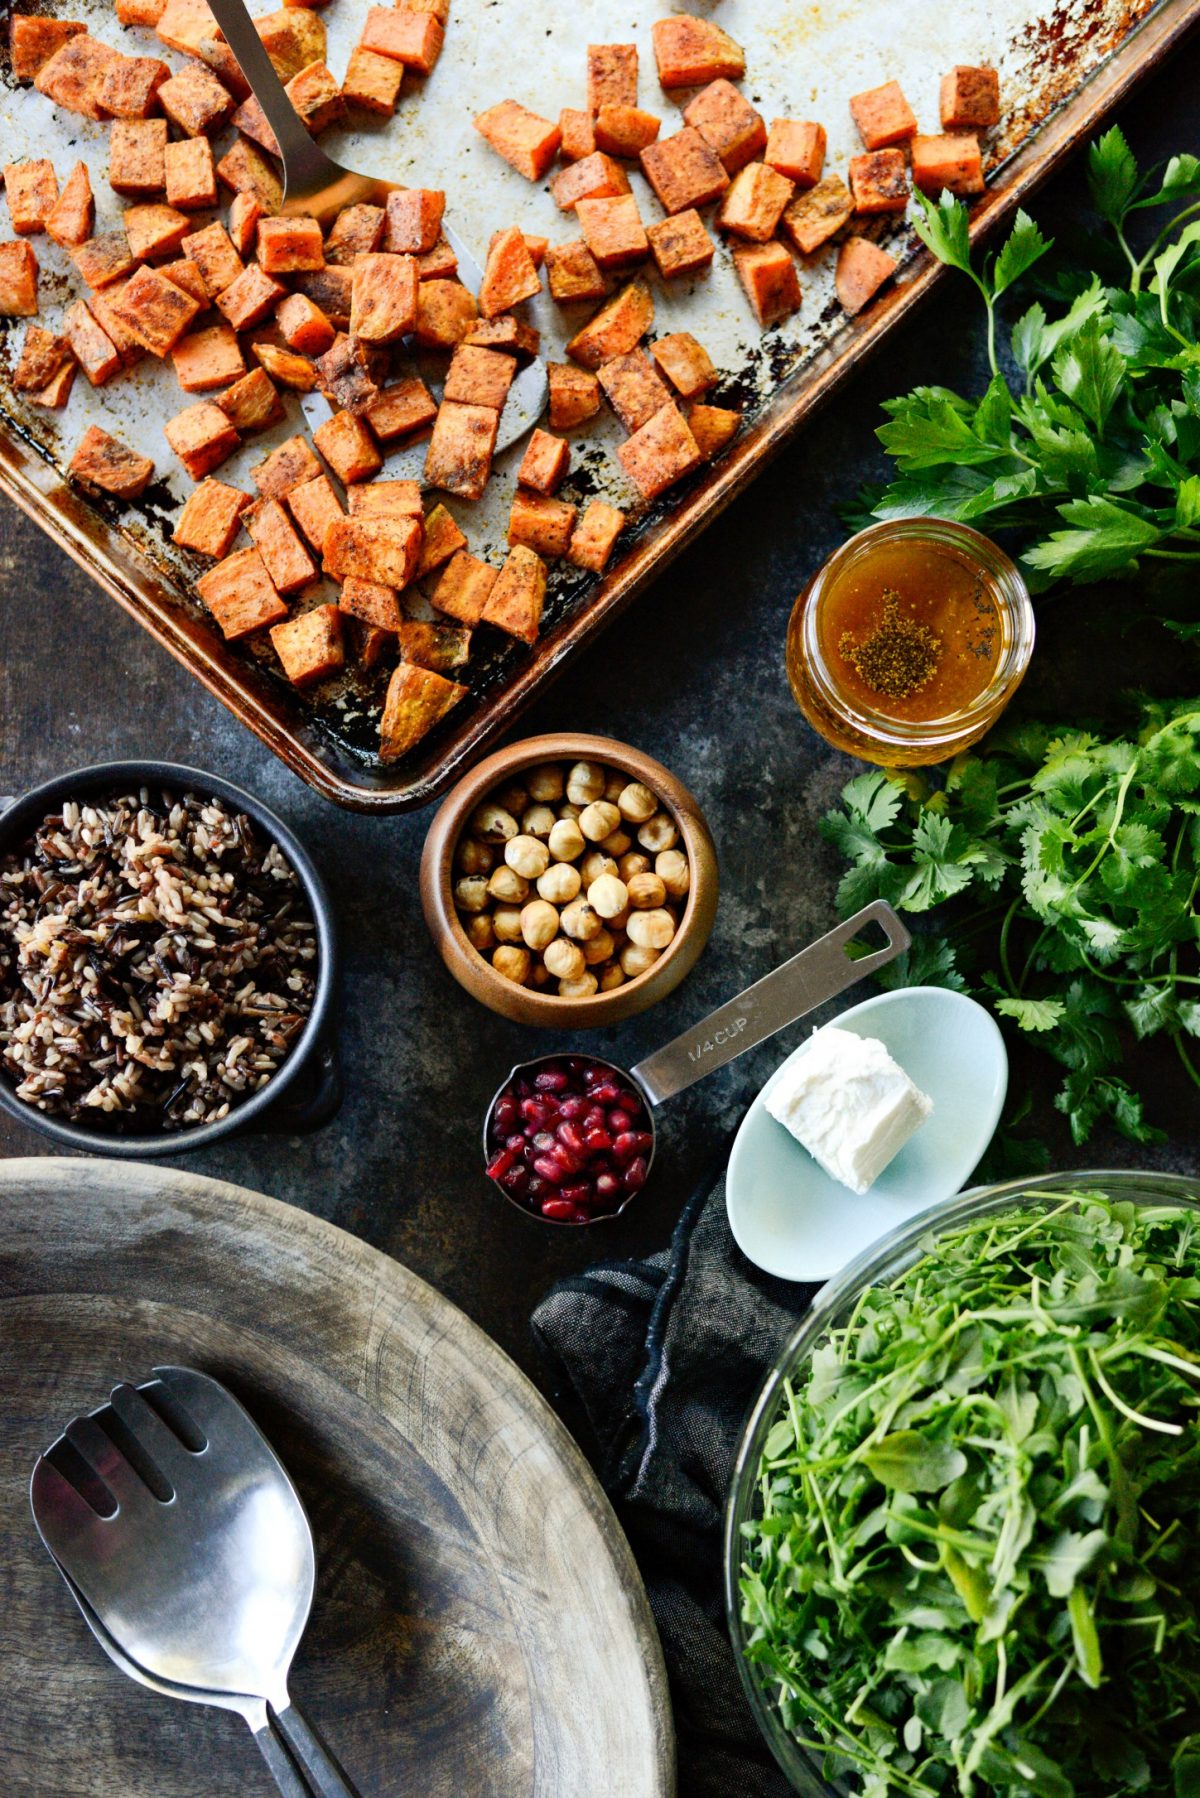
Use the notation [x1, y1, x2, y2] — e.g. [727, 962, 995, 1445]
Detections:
[559, 970, 599, 998]
[560, 898, 602, 942]
[617, 781, 657, 823]
[618, 851, 652, 882]
[527, 763, 565, 803]
[620, 941, 661, 978]
[544, 936, 586, 981]
[588, 873, 628, 919]
[598, 963, 626, 991]
[537, 862, 581, 905]
[579, 800, 621, 842]
[627, 907, 676, 950]
[465, 913, 495, 952]
[548, 818, 585, 862]
[530, 960, 552, 987]
[603, 770, 627, 803]
[492, 905, 525, 945]
[583, 926, 616, 967]
[493, 944, 531, 984]
[566, 760, 606, 805]
[471, 802, 519, 842]
[558, 801, 582, 821]
[599, 828, 632, 857]
[580, 850, 618, 886]
[487, 865, 530, 904]
[627, 872, 667, 910]
[505, 833, 550, 879]
[520, 898, 560, 950]
[457, 837, 493, 875]
[637, 811, 678, 853]
[496, 782, 529, 816]
[521, 803, 557, 839]
[454, 874, 490, 913]
[656, 848, 690, 899]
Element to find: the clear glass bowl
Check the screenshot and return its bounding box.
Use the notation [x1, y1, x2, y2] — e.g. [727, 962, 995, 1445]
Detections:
[723, 1170, 1200, 1797]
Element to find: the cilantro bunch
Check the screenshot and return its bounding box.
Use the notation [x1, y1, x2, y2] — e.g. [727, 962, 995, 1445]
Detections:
[738, 1192, 1200, 1798]
[821, 699, 1200, 1146]
[859, 129, 1200, 589]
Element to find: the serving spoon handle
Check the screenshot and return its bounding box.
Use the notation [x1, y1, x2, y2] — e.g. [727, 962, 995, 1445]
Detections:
[272, 1697, 363, 1798]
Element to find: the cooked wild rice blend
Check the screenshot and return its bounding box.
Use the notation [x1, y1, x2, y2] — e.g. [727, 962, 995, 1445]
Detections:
[0, 790, 317, 1128]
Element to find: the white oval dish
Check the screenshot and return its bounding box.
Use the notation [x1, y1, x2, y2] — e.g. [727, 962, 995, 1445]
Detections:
[726, 986, 1008, 1283]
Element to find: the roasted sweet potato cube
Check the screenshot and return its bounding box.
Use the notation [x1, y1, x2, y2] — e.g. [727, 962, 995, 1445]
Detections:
[98, 54, 170, 119]
[315, 331, 384, 412]
[109, 262, 199, 354]
[379, 662, 466, 761]
[568, 500, 625, 573]
[576, 194, 648, 270]
[45, 162, 94, 248]
[566, 280, 653, 370]
[414, 278, 478, 348]
[11, 16, 85, 82]
[547, 362, 601, 429]
[12, 324, 71, 392]
[71, 232, 133, 291]
[172, 477, 249, 557]
[464, 314, 540, 361]
[687, 402, 740, 459]
[355, 622, 394, 668]
[764, 120, 826, 187]
[559, 109, 595, 163]
[432, 550, 497, 623]
[313, 409, 383, 485]
[360, 6, 442, 73]
[850, 80, 917, 151]
[849, 148, 909, 215]
[478, 228, 541, 319]
[217, 262, 287, 330]
[911, 133, 985, 196]
[517, 429, 570, 496]
[161, 258, 210, 306]
[171, 321, 243, 391]
[416, 503, 467, 577]
[348, 480, 422, 520]
[599, 349, 672, 433]
[274, 291, 333, 356]
[227, 192, 262, 258]
[646, 210, 715, 282]
[271, 605, 344, 686]
[217, 138, 282, 215]
[718, 162, 794, 242]
[4, 161, 57, 236]
[253, 344, 316, 391]
[165, 398, 240, 477]
[69, 425, 154, 499]
[651, 15, 744, 88]
[481, 544, 545, 643]
[288, 271, 350, 337]
[550, 151, 630, 213]
[286, 61, 342, 133]
[123, 203, 190, 261]
[232, 94, 281, 158]
[243, 495, 317, 594]
[365, 377, 438, 442]
[182, 221, 242, 296]
[338, 575, 403, 631]
[324, 514, 422, 588]
[117, 0, 167, 23]
[324, 204, 385, 265]
[545, 238, 607, 303]
[474, 100, 561, 182]
[416, 237, 458, 281]
[733, 240, 801, 327]
[683, 80, 764, 174]
[257, 215, 323, 274]
[341, 47, 404, 117]
[639, 128, 728, 216]
[87, 283, 146, 367]
[35, 35, 122, 120]
[252, 433, 323, 498]
[940, 65, 1001, 132]
[651, 331, 716, 401]
[197, 546, 287, 638]
[350, 251, 418, 343]
[508, 491, 576, 559]
[834, 236, 899, 316]
[587, 43, 637, 112]
[424, 401, 498, 501]
[108, 120, 167, 197]
[255, 6, 326, 81]
[396, 621, 472, 674]
[593, 104, 661, 161]
[443, 344, 517, 411]
[158, 63, 233, 136]
[782, 174, 853, 254]
[63, 301, 120, 382]
[164, 137, 217, 211]
[617, 403, 702, 502]
[384, 188, 445, 255]
[286, 472, 344, 553]
[156, 0, 223, 59]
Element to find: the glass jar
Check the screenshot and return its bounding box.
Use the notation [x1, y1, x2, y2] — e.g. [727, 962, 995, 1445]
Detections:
[785, 518, 1035, 766]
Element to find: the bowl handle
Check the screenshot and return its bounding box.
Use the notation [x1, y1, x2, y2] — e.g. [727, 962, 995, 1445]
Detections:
[252, 1035, 343, 1136]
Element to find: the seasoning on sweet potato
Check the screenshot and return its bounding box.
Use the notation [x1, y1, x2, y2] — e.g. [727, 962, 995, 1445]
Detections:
[849, 148, 910, 215]
[940, 65, 1001, 132]
[272, 293, 331, 357]
[559, 109, 596, 164]
[587, 43, 637, 113]
[87, 282, 146, 367]
[639, 129, 729, 217]
[110, 262, 200, 355]
[216, 138, 282, 215]
[285, 471, 344, 554]
[286, 61, 343, 134]
[255, 6, 327, 82]
[432, 550, 498, 623]
[117, 0, 167, 24]
[481, 544, 545, 644]
[359, 7, 444, 75]
[11, 16, 86, 83]
[181, 221, 243, 296]
[124, 203, 190, 261]
[162, 257, 210, 306]
[4, 160, 58, 237]
[416, 503, 467, 577]
[341, 47, 405, 117]
[313, 409, 384, 485]
[781, 174, 853, 254]
[270, 604, 345, 687]
[197, 545, 288, 638]
[337, 575, 403, 631]
[12, 324, 71, 392]
[69, 424, 154, 499]
[365, 376, 438, 442]
[576, 194, 648, 271]
[70, 232, 134, 291]
[474, 100, 562, 182]
[347, 480, 423, 520]
[350, 250, 418, 342]
[156, 0, 225, 61]
[158, 63, 233, 136]
[379, 661, 466, 762]
[294, 264, 352, 326]
[108, 120, 168, 198]
[443, 344, 517, 411]
[63, 300, 121, 382]
[764, 119, 826, 188]
[252, 433, 323, 499]
[232, 94, 281, 158]
[227, 191, 262, 257]
[593, 104, 661, 161]
[464, 314, 541, 361]
[835, 235, 899, 316]
[646, 209, 715, 281]
[849, 80, 917, 151]
[424, 401, 499, 500]
[651, 331, 716, 401]
[243, 496, 317, 594]
[171, 321, 243, 391]
[45, 161, 93, 248]
[98, 54, 170, 119]
[487, 229, 547, 271]
[217, 366, 284, 434]
[718, 162, 795, 242]
[165, 398, 240, 478]
[687, 402, 740, 459]
[566, 279, 653, 370]
[383, 188, 445, 255]
[35, 35, 122, 121]
[172, 477, 249, 557]
[396, 620, 472, 674]
[325, 203, 385, 265]
[550, 151, 631, 213]
[217, 261, 287, 330]
[315, 330, 385, 412]
[414, 278, 478, 347]
[251, 343, 315, 391]
[911, 133, 985, 196]
[598, 348, 672, 433]
[651, 16, 745, 89]
[354, 621, 394, 669]
[257, 215, 324, 274]
[0, 239, 38, 318]
[478, 227, 541, 319]
[416, 237, 458, 281]
[164, 137, 218, 211]
[518, 428, 570, 495]
[545, 238, 608, 303]
[683, 80, 764, 174]
[27, 357, 77, 409]
[508, 491, 576, 560]
[547, 362, 601, 429]
[732, 240, 801, 327]
[324, 514, 422, 589]
[617, 402, 702, 501]
[568, 499, 625, 573]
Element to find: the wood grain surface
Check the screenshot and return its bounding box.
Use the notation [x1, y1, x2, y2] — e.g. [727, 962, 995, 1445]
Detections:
[0, 1158, 674, 1798]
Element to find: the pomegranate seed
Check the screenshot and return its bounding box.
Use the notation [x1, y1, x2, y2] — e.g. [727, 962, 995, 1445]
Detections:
[559, 1183, 592, 1206]
[556, 1122, 586, 1155]
[613, 1132, 640, 1163]
[584, 1128, 612, 1154]
[520, 1097, 549, 1125]
[530, 1130, 556, 1153]
[608, 1108, 633, 1135]
[624, 1157, 648, 1192]
[542, 1197, 577, 1221]
[559, 1095, 588, 1120]
[494, 1097, 519, 1134]
[528, 1175, 549, 1200]
[533, 1155, 566, 1184]
[506, 1132, 525, 1152]
[591, 1082, 621, 1105]
[583, 1064, 608, 1088]
[595, 1172, 622, 1203]
[502, 1165, 529, 1196]
[486, 1149, 516, 1181]
[534, 1068, 569, 1092]
[552, 1148, 583, 1178]
[583, 1106, 606, 1133]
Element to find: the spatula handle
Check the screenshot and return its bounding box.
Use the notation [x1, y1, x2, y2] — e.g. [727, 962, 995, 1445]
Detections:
[205, 0, 328, 180]
[272, 1698, 362, 1798]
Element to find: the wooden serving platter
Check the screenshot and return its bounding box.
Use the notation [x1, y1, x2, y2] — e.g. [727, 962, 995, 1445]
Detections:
[0, 1158, 673, 1798]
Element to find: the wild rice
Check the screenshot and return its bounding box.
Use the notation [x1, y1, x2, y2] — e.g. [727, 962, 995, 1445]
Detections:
[0, 789, 317, 1129]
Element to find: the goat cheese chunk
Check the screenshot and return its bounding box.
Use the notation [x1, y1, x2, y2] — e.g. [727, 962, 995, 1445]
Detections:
[765, 1026, 933, 1194]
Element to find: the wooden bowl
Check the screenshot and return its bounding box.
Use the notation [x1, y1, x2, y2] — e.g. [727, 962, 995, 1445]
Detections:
[420, 733, 719, 1028]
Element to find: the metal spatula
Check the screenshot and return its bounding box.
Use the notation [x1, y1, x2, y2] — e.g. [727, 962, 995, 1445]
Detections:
[31, 1366, 358, 1798]
[205, 0, 547, 458]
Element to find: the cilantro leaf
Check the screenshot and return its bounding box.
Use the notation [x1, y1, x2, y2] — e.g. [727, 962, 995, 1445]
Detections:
[993, 995, 1066, 1032]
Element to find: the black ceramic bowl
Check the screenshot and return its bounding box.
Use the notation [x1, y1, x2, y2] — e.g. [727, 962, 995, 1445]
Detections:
[0, 761, 340, 1157]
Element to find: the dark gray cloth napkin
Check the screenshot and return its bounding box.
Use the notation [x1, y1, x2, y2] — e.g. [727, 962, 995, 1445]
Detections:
[531, 1159, 819, 1798]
